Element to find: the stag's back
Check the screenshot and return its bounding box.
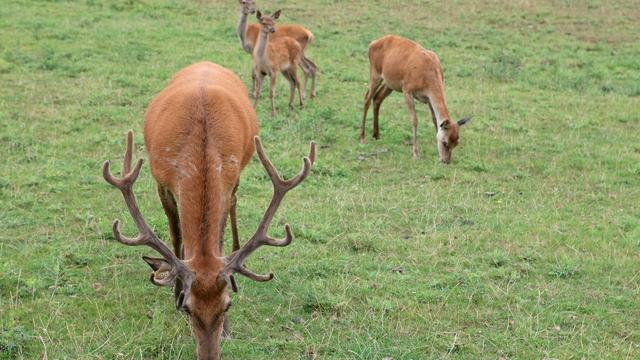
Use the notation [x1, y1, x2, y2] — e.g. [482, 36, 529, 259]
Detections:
[144, 62, 258, 256]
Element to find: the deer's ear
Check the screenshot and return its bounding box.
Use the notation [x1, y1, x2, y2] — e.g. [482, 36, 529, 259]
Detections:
[273, 9, 281, 19]
[457, 117, 471, 126]
[256, 10, 262, 20]
[142, 256, 175, 287]
[142, 256, 171, 272]
[440, 119, 452, 130]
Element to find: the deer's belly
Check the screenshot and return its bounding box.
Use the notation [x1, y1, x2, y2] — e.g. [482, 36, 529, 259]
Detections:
[381, 76, 403, 92]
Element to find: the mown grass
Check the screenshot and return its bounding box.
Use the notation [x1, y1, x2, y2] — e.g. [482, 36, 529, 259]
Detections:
[1, 0, 639, 359]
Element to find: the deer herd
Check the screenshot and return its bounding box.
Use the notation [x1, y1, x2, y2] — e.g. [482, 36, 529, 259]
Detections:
[102, 1, 471, 359]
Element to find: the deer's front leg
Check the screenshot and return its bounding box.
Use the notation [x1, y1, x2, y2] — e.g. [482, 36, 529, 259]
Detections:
[403, 89, 419, 160]
[253, 71, 265, 109]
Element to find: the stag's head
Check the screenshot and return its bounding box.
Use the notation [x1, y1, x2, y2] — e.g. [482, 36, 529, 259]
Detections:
[239, 0, 256, 14]
[436, 117, 471, 164]
[103, 132, 315, 360]
[143, 256, 231, 360]
[256, 9, 281, 33]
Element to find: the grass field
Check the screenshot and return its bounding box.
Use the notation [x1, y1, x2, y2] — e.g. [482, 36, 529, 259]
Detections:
[1, 0, 639, 358]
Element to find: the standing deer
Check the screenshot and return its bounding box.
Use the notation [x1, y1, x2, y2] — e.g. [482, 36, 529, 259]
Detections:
[237, 0, 317, 99]
[360, 35, 471, 163]
[252, 10, 304, 117]
[102, 62, 316, 360]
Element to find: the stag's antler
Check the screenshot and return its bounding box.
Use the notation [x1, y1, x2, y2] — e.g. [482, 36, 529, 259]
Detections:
[102, 131, 194, 294]
[221, 136, 316, 292]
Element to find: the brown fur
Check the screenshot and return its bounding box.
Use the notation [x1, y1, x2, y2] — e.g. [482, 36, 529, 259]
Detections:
[252, 10, 304, 117]
[144, 62, 258, 360]
[360, 35, 470, 163]
[237, 0, 317, 98]
[245, 24, 313, 52]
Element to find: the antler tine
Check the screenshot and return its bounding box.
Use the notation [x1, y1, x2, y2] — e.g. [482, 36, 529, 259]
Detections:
[255, 137, 316, 191]
[123, 130, 133, 175]
[103, 131, 187, 275]
[223, 138, 315, 289]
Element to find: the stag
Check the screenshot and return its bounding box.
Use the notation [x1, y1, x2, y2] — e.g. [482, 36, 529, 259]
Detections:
[102, 62, 316, 360]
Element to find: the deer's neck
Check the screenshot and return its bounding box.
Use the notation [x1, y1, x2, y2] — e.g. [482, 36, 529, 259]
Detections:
[254, 30, 270, 66]
[237, 10, 253, 53]
[428, 91, 452, 128]
[175, 117, 232, 259]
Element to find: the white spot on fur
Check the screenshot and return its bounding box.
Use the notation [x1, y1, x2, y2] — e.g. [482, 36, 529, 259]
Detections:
[227, 155, 239, 164]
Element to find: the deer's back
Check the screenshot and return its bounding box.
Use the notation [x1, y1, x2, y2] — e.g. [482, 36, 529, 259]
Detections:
[369, 35, 443, 92]
[265, 37, 302, 71]
[144, 62, 258, 192]
[247, 24, 313, 51]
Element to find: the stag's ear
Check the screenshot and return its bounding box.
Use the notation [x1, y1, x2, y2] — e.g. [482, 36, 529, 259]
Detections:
[440, 119, 452, 130]
[142, 256, 174, 287]
[273, 9, 281, 19]
[143, 256, 171, 272]
[457, 117, 471, 126]
[256, 10, 262, 20]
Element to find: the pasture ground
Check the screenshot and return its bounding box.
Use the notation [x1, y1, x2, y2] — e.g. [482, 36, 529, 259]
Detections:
[1, 0, 639, 358]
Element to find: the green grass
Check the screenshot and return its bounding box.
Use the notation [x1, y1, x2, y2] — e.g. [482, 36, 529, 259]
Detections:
[1, 0, 639, 359]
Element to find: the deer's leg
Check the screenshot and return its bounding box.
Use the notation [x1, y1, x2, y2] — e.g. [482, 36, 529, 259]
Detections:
[157, 184, 183, 299]
[270, 73, 277, 117]
[251, 70, 257, 99]
[372, 85, 393, 140]
[291, 65, 304, 108]
[253, 71, 265, 109]
[230, 182, 240, 252]
[403, 89, 419, 160]
[304, 56, 318, 99]
[157, 185, 182, 257]
[298, 59, 310, 101]
[361, 74, 382, 144]
[223, 182, 240, 340]
[282, 69, 296, 111]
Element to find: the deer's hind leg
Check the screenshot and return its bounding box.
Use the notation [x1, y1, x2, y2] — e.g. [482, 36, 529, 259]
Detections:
[361, 71, 383, 144]
[282, 69, 297, 111]
[301, 56, 318, 99]
[288, 64, 303, 108]
[372, 84, 393, 139]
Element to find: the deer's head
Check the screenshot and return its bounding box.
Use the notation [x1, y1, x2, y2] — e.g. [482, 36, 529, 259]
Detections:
[239, 0, 256, 15]
[256, 9, 281, 33]
[103, 132, 316, 360]
[437, 117, 471, 164]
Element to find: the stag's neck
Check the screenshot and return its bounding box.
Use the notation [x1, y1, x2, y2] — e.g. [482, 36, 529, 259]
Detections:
[180, 182, 229, 260]
[254, 30, 270, 66]
[176, 121, 231, 259]
[237, 10, 253, 53]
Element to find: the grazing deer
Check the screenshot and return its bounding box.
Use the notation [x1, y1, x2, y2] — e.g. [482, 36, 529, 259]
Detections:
[360, 35, 471, 163]
[102, 62, 316, 360]
[252, 10, 304, 117]
[237, 0, 317, 99]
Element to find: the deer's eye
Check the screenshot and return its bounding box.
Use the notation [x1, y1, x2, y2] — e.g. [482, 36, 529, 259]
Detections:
[442, 142, 449, 148]
[224, 302, 232, 313]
